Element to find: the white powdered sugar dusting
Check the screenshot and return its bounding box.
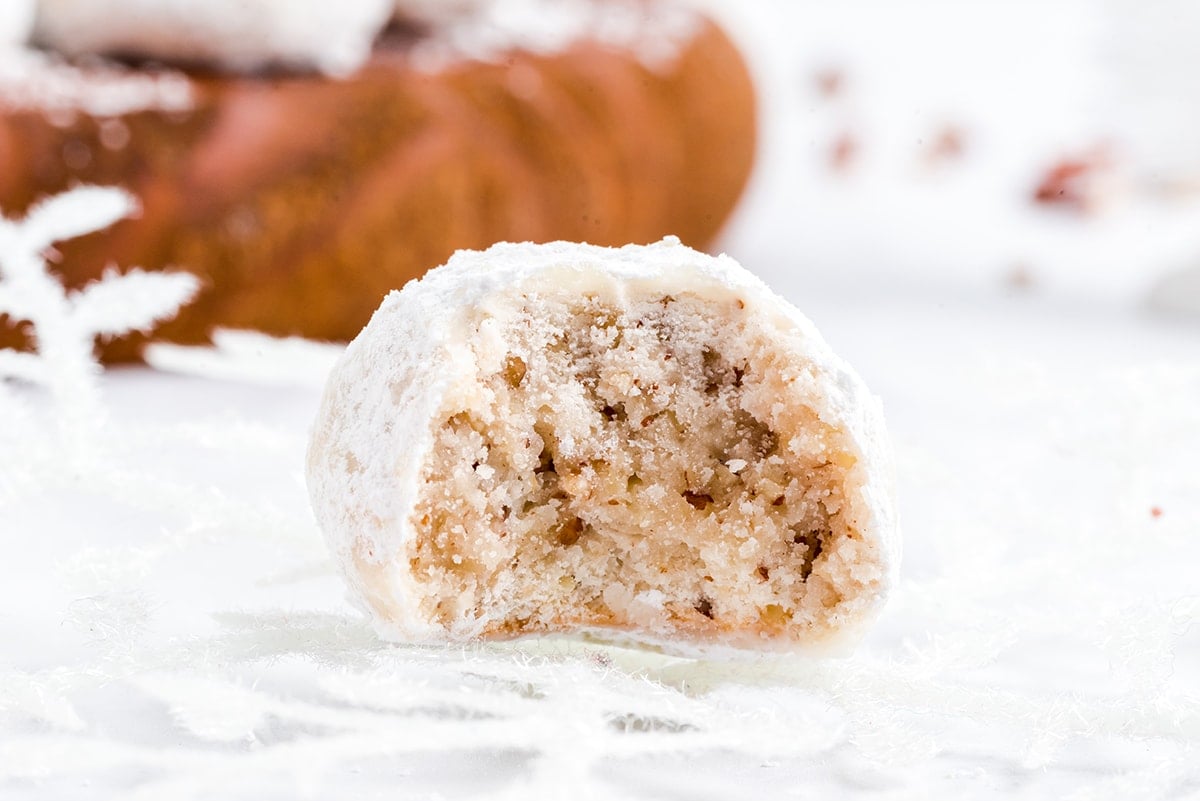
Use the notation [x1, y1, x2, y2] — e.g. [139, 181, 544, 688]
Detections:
[0, 49, 193, 115]
[11, 0, 700, 84]
[145, 329, 344, 388]
[34, 0, 394, 75]
[407, 0, 702, 71]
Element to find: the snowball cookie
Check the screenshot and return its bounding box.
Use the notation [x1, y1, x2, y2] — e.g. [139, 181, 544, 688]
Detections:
[307, 238, 898, 655]
[34, 0, 393, 75]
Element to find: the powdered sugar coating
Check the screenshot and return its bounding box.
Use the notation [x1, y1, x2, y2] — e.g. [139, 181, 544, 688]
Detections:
[34, 0, 393, 75]
[308, 238, 899, 654]
[0, 49, 192, 115]
[403, 0, 701, 72]
[28, 0, 697, 76]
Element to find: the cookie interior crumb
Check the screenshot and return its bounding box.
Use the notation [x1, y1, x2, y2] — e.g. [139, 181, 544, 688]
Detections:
[407, 288, 866, 644]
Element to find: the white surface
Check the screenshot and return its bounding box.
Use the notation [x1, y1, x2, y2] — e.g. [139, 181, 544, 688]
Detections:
[4, 1, 1200, 799]
[403, 0, 699, 69]
[3, 293, 1198, 800]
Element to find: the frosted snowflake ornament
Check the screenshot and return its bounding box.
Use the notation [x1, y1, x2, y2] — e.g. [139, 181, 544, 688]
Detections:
[0, 186, 198, 445]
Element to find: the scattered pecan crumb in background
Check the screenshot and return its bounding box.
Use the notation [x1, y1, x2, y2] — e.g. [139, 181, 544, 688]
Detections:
[813, 67, 845, 99]
[1032, 147, 1114, 213]
[1005, 263, 1036, 291]
[828, 131, 859, 173]
[925, 124, 968, 165]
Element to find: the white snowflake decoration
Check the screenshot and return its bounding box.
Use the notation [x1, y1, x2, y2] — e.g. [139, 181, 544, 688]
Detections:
[0, 186, 198, 450]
